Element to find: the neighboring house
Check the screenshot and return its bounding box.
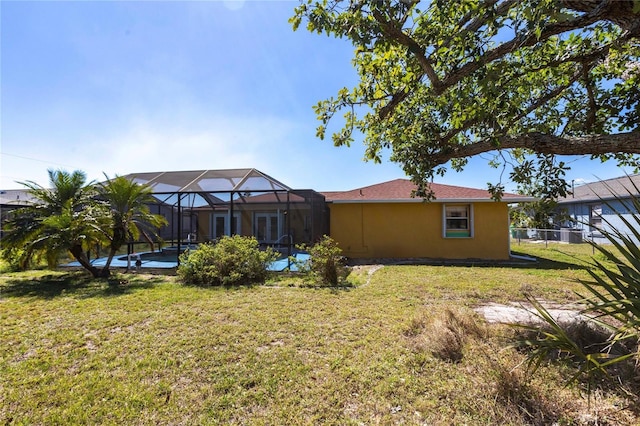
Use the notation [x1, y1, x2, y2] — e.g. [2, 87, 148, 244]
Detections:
[0, 189, 35, 239]
[0, 189, 34, 211]
[322, 179, 533, 260]
[556, 174, 640, 242]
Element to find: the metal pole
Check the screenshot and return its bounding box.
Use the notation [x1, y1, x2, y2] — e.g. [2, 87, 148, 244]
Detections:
[545, 228, 548, 248]
[230, 191, 234, 236]
[287, 192, 291, 269]
[177, 193, 182, 265]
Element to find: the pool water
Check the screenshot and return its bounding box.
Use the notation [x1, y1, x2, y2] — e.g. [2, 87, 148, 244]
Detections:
[66, 249, 310, 271]
[267, 252, 310, 272]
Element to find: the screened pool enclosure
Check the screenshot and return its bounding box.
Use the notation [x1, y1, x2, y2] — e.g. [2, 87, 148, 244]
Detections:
[122, 168, 328, 261]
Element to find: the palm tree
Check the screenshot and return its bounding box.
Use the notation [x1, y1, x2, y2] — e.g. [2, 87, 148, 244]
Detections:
[96, 175, 168, 277]
[1, 169, 106, 276]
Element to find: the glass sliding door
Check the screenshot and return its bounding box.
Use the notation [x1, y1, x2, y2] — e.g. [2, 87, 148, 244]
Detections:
[254, 212, 280, 243]
[211, 212, 240, 239]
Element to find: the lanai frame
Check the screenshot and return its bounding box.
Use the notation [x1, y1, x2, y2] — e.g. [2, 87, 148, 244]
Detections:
[122, 168, 328, 262]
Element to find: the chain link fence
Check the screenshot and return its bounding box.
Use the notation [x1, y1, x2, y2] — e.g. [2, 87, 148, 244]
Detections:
[510, 227, 602, 247]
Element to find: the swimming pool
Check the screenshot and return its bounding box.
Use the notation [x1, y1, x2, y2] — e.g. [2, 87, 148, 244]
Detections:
[65, 250, 180, 269]
[66, 248, 310, 272]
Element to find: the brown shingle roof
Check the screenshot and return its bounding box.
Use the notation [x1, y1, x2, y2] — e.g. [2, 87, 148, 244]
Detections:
[321, 179, 531, 202]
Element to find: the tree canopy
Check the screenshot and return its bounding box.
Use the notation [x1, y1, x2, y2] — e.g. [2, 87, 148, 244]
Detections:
[291, 0, 640, 198]
[97, 174, 168, 274]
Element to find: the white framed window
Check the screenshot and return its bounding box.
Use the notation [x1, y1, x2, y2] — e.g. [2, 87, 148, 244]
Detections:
[211, 212, 241, 239]
[443, 204, 473, 238]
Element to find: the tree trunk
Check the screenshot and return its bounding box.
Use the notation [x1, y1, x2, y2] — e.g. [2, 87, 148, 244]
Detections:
[99, 247, 119, 278]
[561, 0, 640, 35]
[69, 244, 101, 278]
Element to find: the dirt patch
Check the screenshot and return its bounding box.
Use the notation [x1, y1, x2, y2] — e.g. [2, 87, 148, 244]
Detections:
[475, 301, 586, 325]
[349, 264, 384, 286]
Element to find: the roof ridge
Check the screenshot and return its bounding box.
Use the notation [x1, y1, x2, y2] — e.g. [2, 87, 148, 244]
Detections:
[345, 177, 410, 192]
[338, 178, 492, 194]
[575, 173, 640, 187]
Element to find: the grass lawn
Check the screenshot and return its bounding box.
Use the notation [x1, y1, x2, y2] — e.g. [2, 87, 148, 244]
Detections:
[1, 242, 639, 424]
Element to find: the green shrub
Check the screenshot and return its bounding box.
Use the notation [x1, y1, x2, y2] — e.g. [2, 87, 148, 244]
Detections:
[177, 236, 277, 286]
[296, 235, 347, 286]
[0, 247, 39, 272]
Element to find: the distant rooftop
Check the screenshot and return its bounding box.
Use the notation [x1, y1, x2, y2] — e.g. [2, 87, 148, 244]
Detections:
[558, 174, 640, 204]
[0, 189, 36, 207]
[322, 179, 534, 202]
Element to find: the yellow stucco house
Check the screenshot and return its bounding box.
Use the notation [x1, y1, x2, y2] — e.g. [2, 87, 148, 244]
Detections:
[323, 179, 533, 260]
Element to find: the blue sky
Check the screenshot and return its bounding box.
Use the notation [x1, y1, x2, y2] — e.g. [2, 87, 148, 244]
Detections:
[1, 0, 634, 192]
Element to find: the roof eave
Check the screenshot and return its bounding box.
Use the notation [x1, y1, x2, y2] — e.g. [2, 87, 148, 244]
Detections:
[557, 195, 631, 204]
[328, 197, 537, 204]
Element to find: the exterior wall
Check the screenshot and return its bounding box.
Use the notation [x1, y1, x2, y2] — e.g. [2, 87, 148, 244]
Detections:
[328, 201, 510, 260]
[561, 198, 640, 244]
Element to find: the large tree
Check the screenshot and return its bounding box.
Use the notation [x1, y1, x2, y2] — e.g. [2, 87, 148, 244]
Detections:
[291, 0, 640, 198]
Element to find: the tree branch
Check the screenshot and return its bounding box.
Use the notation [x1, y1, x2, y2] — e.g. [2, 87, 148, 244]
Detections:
[374, 0, 619, 122]
[560, 0, 640, 34]
[379, 89, 410, 120]
[502, 45, 610, 90]
[430, 131, 640, 166]
[583, 63, 598, 131]
[439, 67, 584, 143]
[439, 11, 605, 93]
[443, 0, 519, 51]
[371, 9, 441, 88]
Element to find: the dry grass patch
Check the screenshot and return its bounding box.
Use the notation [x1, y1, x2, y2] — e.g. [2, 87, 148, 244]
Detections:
[407, 306, 487, 362]
[406, 309, 636, 425]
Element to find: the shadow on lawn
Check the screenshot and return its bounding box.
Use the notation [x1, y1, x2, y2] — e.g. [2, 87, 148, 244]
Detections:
[379, 253, 589, 271]
[0, 271, 163, 299]
[508, 250, 591, 271]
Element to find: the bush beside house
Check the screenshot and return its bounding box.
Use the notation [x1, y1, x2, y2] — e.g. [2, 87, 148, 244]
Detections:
[177, 235, 277, 286]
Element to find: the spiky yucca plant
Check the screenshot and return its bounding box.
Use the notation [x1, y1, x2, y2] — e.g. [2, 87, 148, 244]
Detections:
[578, 179, 640, 368]
[516, 177, 640, 395]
